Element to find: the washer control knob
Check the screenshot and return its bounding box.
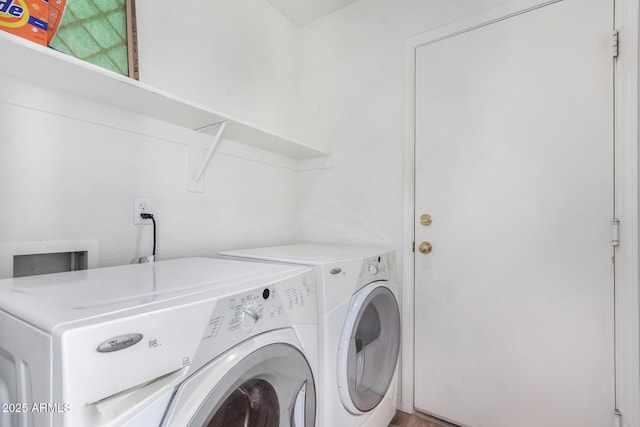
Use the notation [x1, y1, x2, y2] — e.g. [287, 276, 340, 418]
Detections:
[368, 264, 379, 275]
[241, 305, 260, 328]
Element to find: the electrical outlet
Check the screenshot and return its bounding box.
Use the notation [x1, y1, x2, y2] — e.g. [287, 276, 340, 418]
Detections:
[134, 198, 152, 225]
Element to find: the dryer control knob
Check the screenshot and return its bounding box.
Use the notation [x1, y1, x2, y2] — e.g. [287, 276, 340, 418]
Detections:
[368, 264, 379, 275]
[241, 306, 260, 328]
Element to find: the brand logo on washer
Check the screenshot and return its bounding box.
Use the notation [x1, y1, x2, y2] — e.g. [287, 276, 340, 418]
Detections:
[96, 333, 143, 353]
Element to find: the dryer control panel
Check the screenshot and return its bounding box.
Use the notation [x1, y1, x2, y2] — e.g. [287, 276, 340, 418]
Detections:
[356, 253, 392, 291]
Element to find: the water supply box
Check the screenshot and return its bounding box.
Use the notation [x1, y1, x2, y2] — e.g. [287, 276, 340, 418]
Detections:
[0, 0, 49, 46]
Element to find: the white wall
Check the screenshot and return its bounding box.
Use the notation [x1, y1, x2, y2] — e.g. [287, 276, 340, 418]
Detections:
[295, 0, 513, 255]
[0, 1, 301, 278]
[136, 0, 300, 139]
[0, 81, 299, 278]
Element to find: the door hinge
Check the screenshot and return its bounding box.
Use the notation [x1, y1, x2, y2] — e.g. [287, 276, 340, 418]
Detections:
[611, 219, 620, 246]
[614, 409, 622, 427]
[412, 241, 415, 252]
[612, 30, 619, 58]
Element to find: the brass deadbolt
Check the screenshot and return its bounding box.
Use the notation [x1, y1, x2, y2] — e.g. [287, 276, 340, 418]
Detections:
[418, 241, 433, 254]
[420, 214, 433, 226]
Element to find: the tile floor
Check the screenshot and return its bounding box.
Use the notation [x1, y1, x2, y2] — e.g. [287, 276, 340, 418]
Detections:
[390, 411, 458, 427]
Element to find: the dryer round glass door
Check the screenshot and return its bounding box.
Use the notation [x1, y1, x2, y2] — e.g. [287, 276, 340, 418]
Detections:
[185, 343, 315, 427]
[337, 283, 401, 413]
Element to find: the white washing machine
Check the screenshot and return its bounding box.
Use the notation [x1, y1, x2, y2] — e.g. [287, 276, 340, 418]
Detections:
[0, 257, 318, 427]
[220, 245, 401, 427]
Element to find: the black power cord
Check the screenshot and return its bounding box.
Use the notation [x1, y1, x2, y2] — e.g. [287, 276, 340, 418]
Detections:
[140, 213, 156, 257]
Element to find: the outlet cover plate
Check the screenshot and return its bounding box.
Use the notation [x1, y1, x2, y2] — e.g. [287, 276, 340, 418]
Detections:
[134, 198, 152, 225]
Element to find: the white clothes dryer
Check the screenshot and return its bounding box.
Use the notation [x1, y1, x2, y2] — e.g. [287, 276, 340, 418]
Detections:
[0, 257, 318, 427]
[220, 245, 401, 427]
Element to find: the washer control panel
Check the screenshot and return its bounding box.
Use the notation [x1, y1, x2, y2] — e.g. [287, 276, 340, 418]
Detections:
[191, 269, 316, 371]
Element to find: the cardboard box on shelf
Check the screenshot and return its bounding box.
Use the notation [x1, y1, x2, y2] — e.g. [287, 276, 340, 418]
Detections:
[47, 0, 66, 44]
[0, 0, 49, 46]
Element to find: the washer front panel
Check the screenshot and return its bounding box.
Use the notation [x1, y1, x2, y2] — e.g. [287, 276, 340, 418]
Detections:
[163, 338, 316, 427]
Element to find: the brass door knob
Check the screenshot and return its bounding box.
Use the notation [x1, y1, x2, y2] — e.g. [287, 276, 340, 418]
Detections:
[418, 241, 433, 254]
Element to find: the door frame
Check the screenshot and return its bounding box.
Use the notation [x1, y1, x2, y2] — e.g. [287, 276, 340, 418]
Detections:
[400, 0, 640, 425]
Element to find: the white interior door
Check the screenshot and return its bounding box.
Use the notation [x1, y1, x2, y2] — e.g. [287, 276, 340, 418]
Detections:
[413, 1, 615, 426]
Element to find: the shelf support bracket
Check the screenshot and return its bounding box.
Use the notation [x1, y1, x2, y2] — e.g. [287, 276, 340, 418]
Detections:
[187, 121, 228, 193]
[193, 120, 228, 183]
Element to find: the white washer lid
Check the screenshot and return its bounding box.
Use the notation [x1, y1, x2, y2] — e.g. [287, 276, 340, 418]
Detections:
[220, 244, 387, 265]
[0, 257, 306, 332]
